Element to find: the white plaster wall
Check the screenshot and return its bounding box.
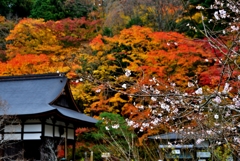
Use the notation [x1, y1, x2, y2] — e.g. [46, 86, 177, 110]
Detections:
[68, 129, 74, 139]
[4, 133, 21, 140]
[45, 124, 53, 137]
[4, 125, 21, 132]
[24, 124, 41, 132]
[23, 133, 41, 140]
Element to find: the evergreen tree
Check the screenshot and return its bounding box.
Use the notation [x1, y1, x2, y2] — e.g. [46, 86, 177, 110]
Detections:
[30, 0, 93, 21]
[0, 0, 34, 18]
[30, 0, 65, 21]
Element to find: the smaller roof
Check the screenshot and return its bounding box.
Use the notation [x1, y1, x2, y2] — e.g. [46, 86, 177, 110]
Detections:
[159, 144, 194, 149]
[149, 132, 211, 150]
[55, 106, 97, 124]
[195, 140, 209, 149]
[148, 132, 184, 140]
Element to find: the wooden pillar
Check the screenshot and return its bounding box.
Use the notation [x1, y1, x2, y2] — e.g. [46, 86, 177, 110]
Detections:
[20, 119, 25, 140]
[72, 126, 76, 161]
[51, 118, 56, 157]
[21, 119, 25, 159]
[51, 118, 56, 138]
[40, 118, 46, 161]
[65, 123, 68, 159]
[41, 119, 46, 140]
[0, 121, 4, 158]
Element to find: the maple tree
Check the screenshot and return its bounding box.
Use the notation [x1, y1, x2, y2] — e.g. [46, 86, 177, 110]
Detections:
[74, 24, 240, 159]
[0, 16, 16, 61]
[1, 17, 101, 77]
[121, 0, 239, 158]
[72, 26, 221, 140]
[5, 17, 101, 73]
[0, 54, 66, 76]
[5, 18, 61, 58]
[6, 17, 100, 58]
[0, 0, 238, 158]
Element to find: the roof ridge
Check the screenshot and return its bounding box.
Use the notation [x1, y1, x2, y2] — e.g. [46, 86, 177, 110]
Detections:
[0, 73, 66, 81]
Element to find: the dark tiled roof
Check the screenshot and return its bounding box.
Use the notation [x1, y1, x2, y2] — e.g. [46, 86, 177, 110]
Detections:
[0, 73, 97, 124]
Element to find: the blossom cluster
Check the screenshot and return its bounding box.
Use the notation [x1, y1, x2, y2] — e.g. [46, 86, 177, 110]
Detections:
[211, 0, 239, 32]
[120, 67, 240, 149]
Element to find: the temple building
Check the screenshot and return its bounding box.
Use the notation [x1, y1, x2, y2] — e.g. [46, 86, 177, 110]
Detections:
[0, 73, 97, 160]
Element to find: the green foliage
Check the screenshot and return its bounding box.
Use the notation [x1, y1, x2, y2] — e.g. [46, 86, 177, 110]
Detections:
[77, 112, 161, 160]
[212, 144, 233, 161]
[30, 0, 66, 21]
[63, 0, 91, 19]
[0, 16, 16, 61]
[95, 112, 131, 135]
[176, 0, 226, 38]
[0, 0, 34, 18]
[30, 0, 94, 21]
[74, 146, 90, 160]
[176, 19, 204, 38]
[0, 0, 12, 16]
[11, 0, 35, 17]
[126, 16, 143, 28]
[79, 113, 139, 160]
[102, 27, 113, 37]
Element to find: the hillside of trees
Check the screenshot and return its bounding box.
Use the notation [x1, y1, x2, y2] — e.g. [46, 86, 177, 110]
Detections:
[0, 0, 239, 160]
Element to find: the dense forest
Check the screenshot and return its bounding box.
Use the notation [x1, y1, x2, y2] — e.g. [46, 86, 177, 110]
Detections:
[0, 0, 239, 160]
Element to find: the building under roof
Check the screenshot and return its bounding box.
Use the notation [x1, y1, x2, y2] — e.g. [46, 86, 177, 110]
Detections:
[0, 73, 97, 160]
[148, 132, 211, 161]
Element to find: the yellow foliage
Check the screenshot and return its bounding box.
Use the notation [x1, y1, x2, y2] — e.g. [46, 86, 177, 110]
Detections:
[0, 16, 5, 22]
[176, 10, 202, 24]
[119, 13, 131, 27]
[133, 5, 156, 28]
[71, 82, 99, 109]
[191, 12, 202, 24]
[57, 66, 71, 73]
[109, 93, 127, 103]
[6, 18, 60, 58]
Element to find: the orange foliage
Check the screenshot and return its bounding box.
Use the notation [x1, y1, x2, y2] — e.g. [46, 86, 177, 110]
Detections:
[89, 34, 105, 51]
[2, 17, 100, 76]
[5, 17, 100, 63]
[76, 26, 221, 139]
[6, 18, 61, 58]
[97, 26, 215, 87]
[0, 54, 61, 76]
[75, 127, 91, 135]
[57, 145, 65, 158]
[79, 26, 217, 110]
